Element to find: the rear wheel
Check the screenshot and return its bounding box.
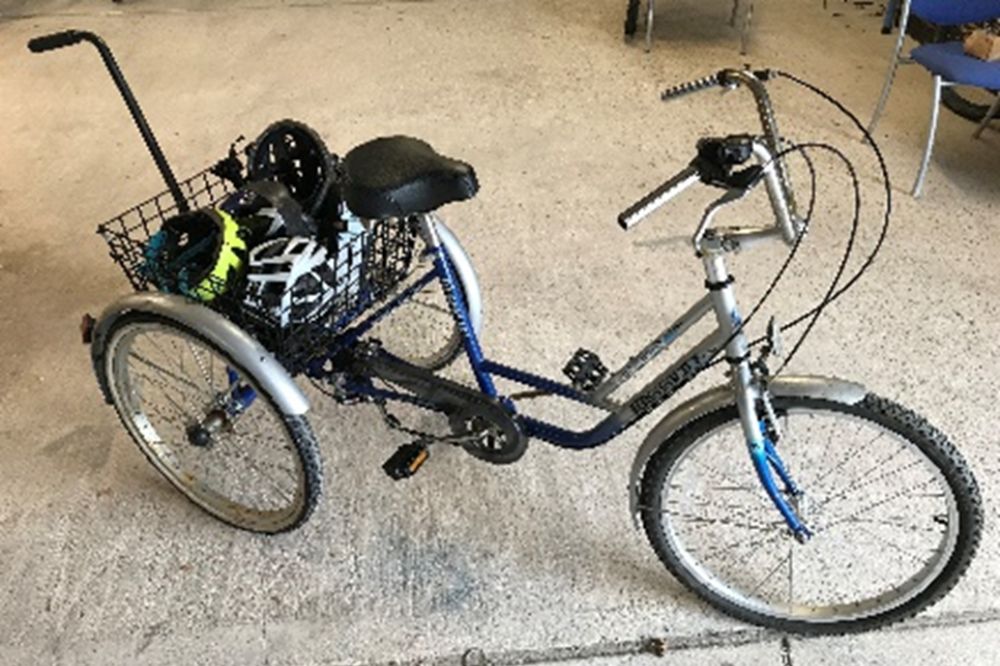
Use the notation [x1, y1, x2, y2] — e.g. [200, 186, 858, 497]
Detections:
[368, 249, 473, 372]
[102, 312, 322, 533]
[640, 393, 981, 634]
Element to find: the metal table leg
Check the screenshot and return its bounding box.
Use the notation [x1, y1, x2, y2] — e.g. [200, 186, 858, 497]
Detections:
[645, 0, 655, 52]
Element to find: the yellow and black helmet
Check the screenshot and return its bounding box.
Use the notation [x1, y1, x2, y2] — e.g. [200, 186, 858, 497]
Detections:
[144, 208, 248, 302]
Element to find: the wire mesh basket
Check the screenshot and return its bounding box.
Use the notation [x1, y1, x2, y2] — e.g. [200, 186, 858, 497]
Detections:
[96, 158, 417, 373]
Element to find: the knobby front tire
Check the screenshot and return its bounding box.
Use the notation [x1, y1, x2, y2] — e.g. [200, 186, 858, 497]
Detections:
[639, 393, 982, 635]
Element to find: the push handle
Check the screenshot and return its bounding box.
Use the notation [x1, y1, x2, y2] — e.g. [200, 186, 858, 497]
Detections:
[28, 30, 86, 53]
[27, 29, 190, 213]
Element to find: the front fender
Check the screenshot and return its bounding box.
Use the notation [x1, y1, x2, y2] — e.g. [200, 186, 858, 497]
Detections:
[90, 292, 310, 416]
[627, 375, 867, 528]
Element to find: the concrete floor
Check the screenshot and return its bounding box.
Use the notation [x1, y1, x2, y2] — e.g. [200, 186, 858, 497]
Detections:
[1, 0, 999, 664]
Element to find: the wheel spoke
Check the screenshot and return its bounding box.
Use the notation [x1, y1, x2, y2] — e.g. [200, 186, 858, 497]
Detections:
[128, 351, 206, 398]
[808, 428, 882, 489]
[109, 320, 315, 532]
[644, 399, 968, 628]
[853, 523, 938, 566]
[131, 368, 201, 422]
[671, 511, 779, 534]
[748, 550, 792, 595]
[185, 340, 218, 395]
[815, 459, 927, 513]
[817, 477, 939, 532]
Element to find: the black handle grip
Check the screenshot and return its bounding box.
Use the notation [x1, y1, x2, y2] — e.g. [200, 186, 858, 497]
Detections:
[28, 30, 86, 53]
[661, 69, 775, 102]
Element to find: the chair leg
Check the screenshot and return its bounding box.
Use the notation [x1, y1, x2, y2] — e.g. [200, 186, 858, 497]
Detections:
[912, 75, 943, 198]
[739, 0, 754, 55]
[881, 0, 899, 34]
[730, 0, 740, 27]
[868, 9, 910, 135]
[972, 94, 1000, 139]
[645, 0, 655, 52]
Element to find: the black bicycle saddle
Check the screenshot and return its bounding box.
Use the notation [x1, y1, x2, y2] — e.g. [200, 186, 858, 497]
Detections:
[340, 136, 479, 219]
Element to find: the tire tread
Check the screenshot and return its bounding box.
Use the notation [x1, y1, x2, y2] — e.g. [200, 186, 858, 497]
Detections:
[639, 392, 982, 635]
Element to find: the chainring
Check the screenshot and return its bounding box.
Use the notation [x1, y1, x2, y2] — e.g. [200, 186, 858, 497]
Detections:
[448, 403, 527, 465]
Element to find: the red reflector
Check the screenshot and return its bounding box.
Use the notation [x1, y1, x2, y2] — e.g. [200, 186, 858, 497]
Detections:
[80, 314, 96, 344]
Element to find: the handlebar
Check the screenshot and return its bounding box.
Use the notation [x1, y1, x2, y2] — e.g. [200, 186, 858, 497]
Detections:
[618, 167, 700, 230]
[28, 30, 88, 53]
[618, 68, 801, 245]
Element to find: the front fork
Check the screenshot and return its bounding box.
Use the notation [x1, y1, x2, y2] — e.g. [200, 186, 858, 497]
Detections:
[225, 367, 257, 415]
[704, 249, 812, 542]
[739, 368, 812, 543]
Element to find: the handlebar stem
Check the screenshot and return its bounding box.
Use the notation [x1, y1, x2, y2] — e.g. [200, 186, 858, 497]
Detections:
[751, 141, 800, 245]
[692, 187, 752, 255]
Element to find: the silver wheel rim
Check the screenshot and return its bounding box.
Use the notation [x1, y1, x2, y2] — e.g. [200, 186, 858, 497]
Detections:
[107, 321, 308, 531]
[657, 407, 960, 624]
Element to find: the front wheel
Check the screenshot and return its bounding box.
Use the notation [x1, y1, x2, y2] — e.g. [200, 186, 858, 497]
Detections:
[101, 312, 323, 533]
[639, 393, 982, 634]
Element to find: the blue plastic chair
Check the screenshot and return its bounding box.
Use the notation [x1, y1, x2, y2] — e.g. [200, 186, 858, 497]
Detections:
[868, 0, 1000, 196]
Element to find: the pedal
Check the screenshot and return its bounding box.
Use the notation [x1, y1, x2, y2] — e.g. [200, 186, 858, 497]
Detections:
[562, 348, 608, 392]
[382, 443, 430, 480]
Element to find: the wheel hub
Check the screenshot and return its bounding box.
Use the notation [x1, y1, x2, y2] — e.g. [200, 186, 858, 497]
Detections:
[186, 409, 228, 448]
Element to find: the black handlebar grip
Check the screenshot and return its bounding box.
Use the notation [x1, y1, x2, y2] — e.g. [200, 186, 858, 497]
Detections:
[660, 73, 720, 101]
[28, 30, 85, 53]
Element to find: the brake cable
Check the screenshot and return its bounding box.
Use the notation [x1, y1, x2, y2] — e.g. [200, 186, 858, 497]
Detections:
[702, 72, 892, 375]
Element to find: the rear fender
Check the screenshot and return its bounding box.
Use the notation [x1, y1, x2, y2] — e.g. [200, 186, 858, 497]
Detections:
[90, 292, 309, 416]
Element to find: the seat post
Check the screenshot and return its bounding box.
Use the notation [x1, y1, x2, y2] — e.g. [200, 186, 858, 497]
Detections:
[415, 212, 442, 251]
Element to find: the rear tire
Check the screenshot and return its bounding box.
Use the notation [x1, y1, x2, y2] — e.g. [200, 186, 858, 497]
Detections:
[101, 312, 322, 533]
[369, 256, 466, 371]
[640, 393, 982, 634]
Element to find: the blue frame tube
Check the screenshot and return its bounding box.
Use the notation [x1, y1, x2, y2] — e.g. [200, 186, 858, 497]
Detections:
[521, 415, 626, 449]
[764, 437, 801, 495]
[480, 360, 595, 406]
[432, 246, 500, 398]
[750, 442, 810, 538]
